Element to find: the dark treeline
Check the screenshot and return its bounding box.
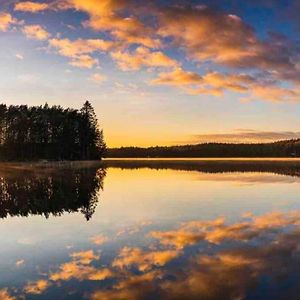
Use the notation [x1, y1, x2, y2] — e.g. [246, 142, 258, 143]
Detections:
[0, 101, 106, 160]
[0, 167, 106, 220]
[107, 139, 300, 158]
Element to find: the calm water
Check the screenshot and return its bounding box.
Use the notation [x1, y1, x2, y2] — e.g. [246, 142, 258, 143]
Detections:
[2, 160, 300, 299]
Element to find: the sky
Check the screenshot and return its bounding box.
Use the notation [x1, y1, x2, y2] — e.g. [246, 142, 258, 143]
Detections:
[1, 0, 300, 147]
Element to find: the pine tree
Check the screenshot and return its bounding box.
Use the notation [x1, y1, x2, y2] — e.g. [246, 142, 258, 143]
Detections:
[80, 101, 106, 159]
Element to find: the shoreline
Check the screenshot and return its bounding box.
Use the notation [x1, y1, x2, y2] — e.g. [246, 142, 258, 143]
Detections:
[1, 158, 300, 171]
[103, 157, 300, 161]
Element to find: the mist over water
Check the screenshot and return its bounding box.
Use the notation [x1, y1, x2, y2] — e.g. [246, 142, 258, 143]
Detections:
[1, 160, 300, 299]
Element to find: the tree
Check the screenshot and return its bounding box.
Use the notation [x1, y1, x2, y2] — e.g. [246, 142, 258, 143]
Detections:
[80, 101, 106, 160]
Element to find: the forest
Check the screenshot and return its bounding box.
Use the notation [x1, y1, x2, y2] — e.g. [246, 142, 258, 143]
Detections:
[107, 139, 300, 158]
[0, 101, 106, 161]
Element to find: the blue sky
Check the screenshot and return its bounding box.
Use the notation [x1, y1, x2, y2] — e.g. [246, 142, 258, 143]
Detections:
[1, 0, 300, 147]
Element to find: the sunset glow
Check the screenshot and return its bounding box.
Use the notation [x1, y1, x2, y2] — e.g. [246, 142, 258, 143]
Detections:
[1, 1, 300, 146]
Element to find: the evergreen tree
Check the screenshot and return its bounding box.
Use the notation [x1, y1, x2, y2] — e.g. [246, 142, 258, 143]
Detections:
[80, 101, 106, 160]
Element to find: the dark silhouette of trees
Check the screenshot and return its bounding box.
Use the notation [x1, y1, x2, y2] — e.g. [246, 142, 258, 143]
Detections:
[107, 140, 300, 158]
[0, 102, 106, 160]
[0, 166, 106, 220]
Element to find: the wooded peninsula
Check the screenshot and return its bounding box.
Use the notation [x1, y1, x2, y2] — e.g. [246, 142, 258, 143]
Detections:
[0, 101, 106, 161]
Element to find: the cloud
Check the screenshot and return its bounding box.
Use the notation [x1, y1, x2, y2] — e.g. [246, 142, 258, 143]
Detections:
[68, 0, 161, 48]
[0, 12, 18, 31]
[22, 24, 50, 40]
[247, 84, 300, 103]
[49, 38, 113, 68]
[152, 68, 300, 102]
[70, 250, 100, 264]
[15, 53, 24, 60]
[15, 259, 25, 266]
[111, 46, 178, 71]
[14, 0, 70, 12]
[157, 6, 296, 74]
[152, 67, 203, 86]
[89, 73, 107, 84]
[90, 234, 109, 244]
[9, 1, 300, 102]
[69, 54, 98, 68]
[15, 1, 50, 12]
[191, 129, 300, 143]
[0, 289, 15, 300]
[49, 38, 113, 57]
[24, 279, 50, 295]
[152, 68, 257, 96]
[50, 261, 113, 281]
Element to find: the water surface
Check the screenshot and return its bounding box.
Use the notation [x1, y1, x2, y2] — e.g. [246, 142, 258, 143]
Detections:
[1, 160, 300, 299]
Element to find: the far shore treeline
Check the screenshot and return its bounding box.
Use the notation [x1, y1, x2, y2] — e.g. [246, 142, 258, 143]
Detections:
[107, 140, 300, 158]
[0, 101, 106, 161]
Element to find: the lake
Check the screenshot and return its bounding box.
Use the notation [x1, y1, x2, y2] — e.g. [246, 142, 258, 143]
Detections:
[1, 159, 300, 299]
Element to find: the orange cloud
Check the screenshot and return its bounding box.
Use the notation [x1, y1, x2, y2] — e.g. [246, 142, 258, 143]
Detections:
[49, 38, 113, 57]
[89, 73, 107, 84]
[152, 68, 256, 96]
[90, 234, 109, 244]
[15, 2, 50, 12]
[153, 68, 300, 102]
[50, 261, 113, 281]
[247, 84, 300, 103]
[22, 24, 50, 40]
[70, 54, 98, 68]
[24, 279, 50, 295]
[91, 271, 162, 300]
[152, 67, 202, 86]
[158, 5, 294, 74]
[68, 0, 161, 48]
[0, 289, 16, 300]
[49, 38, 113, 68]
[70, 250, 100, 264]
[191, 129, 300, 143]
[0, 12, 18, 31]
[111, 46, 178, 71]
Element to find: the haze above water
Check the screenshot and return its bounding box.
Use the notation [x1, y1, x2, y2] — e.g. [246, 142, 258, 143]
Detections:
[1, 160, 300, 299]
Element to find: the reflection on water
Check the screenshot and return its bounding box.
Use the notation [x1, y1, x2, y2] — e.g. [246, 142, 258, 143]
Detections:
[0, 167, 106, 220]
[2, 161, 300, 299]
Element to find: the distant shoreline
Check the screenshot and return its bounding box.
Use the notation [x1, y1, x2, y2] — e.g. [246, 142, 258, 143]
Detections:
[2, 157, 300, 171]
[103, 157, 300, 161]
[106, 139, 300, 158]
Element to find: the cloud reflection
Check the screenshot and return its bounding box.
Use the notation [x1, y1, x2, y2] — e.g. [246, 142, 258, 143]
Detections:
[0, 289, 15, 300]
[50, 250, 113, 282]
[24, 279, 50, 295]
[9, 210, 300, 299]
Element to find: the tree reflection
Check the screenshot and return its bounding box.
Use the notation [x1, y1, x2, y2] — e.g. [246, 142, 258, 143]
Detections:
[103, 159, 300, 177]
[0, 167, 106, 220]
